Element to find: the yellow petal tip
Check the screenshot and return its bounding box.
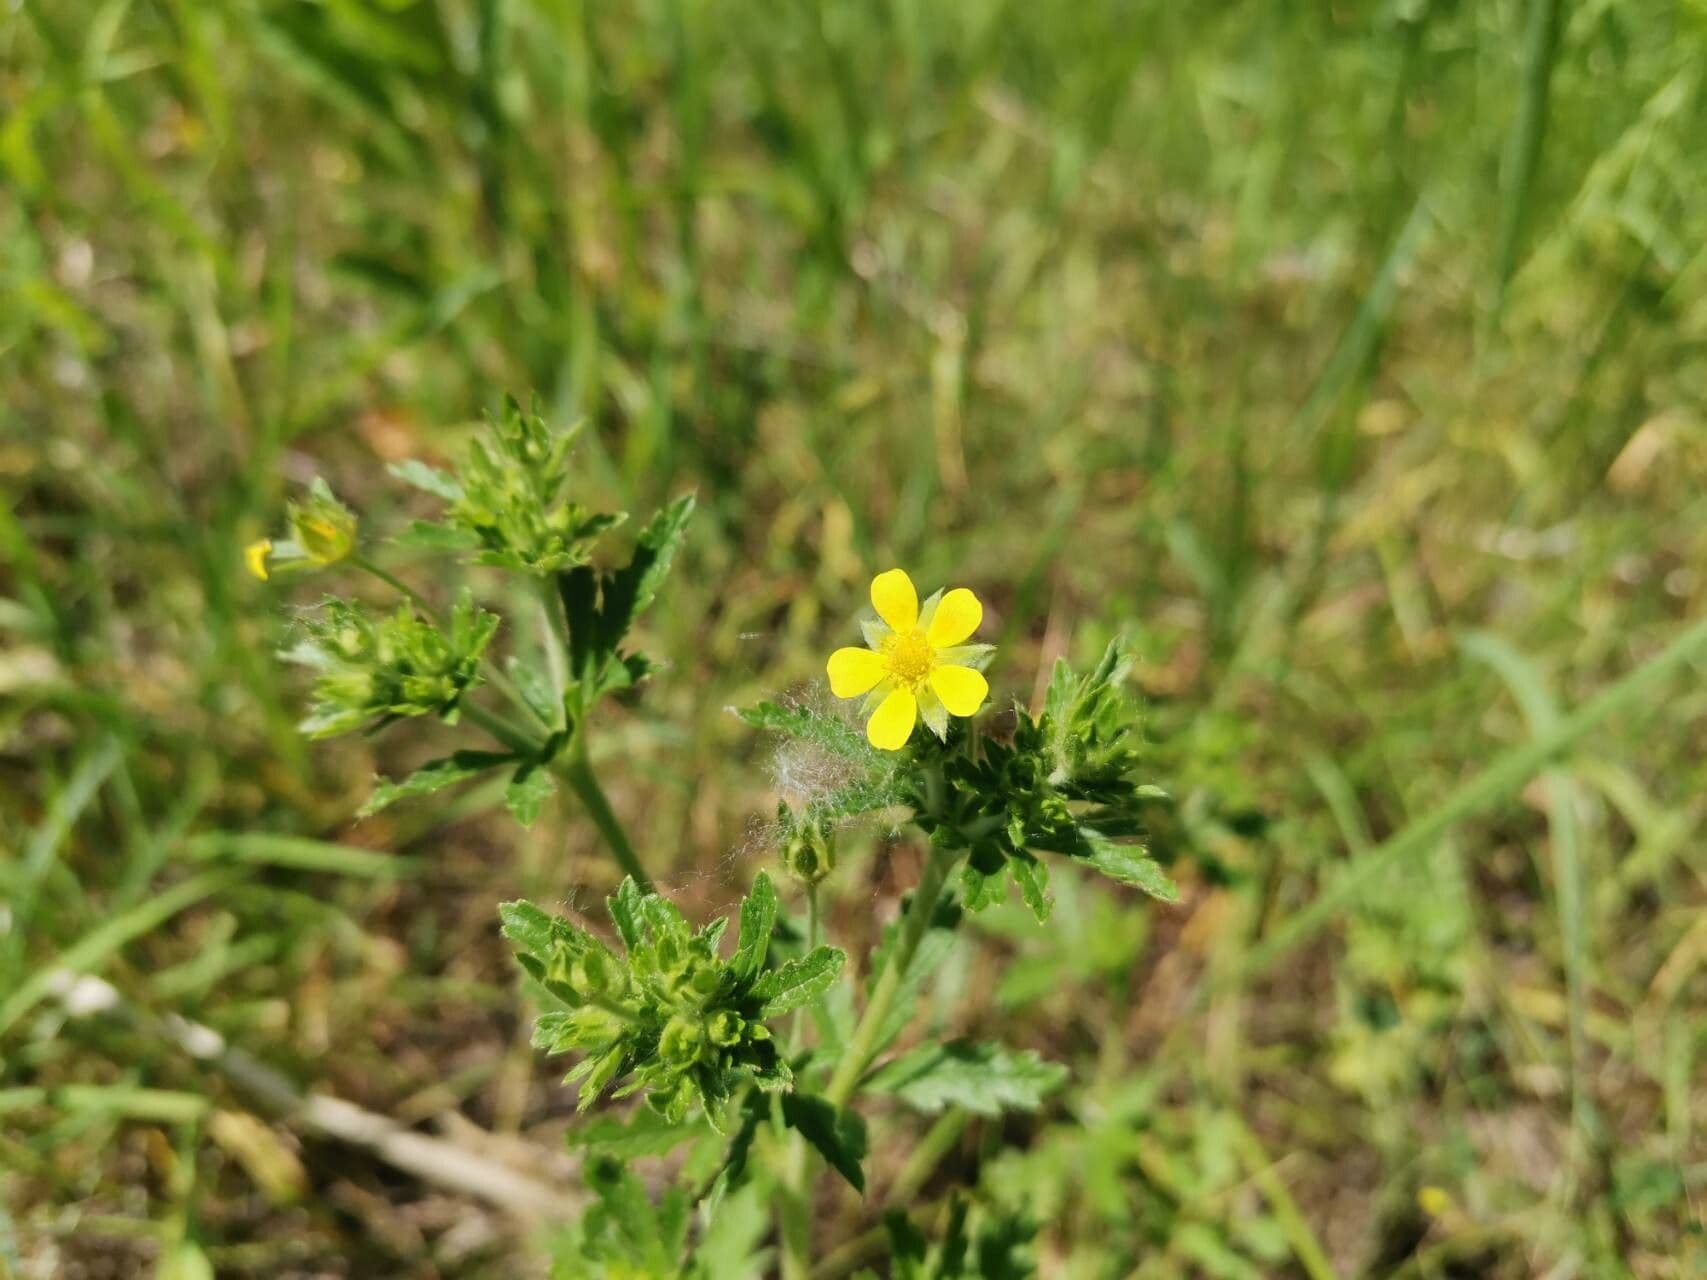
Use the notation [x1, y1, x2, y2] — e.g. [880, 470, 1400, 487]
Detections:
[865, 686, 917, 750]
[870, 567, 919, 632]
[245, 539, 272, 581]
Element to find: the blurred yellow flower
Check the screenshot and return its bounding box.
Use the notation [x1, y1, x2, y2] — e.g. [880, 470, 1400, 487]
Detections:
[246, 480, 357, 581]
[245, 538, 273, 581]
[827, 568, 992, 750]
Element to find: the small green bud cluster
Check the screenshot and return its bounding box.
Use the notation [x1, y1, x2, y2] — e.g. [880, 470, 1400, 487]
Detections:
[501, 873, 844, 1128]
[777, 806, 837, 885]
[403, 397, 625, 575]
[937, 640, 1171, 915]
[284, 589, 498, 738]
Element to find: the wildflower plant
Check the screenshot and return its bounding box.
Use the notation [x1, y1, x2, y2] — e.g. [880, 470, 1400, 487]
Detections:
[254, 396, 694, 882]
[497, 568, 1175, 1275]
[264, 436, 1178, 1272]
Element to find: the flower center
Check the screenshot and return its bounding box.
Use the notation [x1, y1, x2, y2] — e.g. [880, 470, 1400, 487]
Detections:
[882, 628, 935, 689]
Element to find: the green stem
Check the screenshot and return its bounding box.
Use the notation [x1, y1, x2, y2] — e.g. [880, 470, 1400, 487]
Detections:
[798, 1111, 970, 1280]
[809, 1227, 886, 1280]
[556, 734, 652, 892]
[777, 1137, 813, 1280]
[460, 700, 541, 756]
[783, 773, 964, 1273]
[537, 578, 571, 730]
[825, 835, 962, 1110]
[351, 554, 435, 618]
[892, 1109, 968, 1200]
[777, 881, 827, 1280]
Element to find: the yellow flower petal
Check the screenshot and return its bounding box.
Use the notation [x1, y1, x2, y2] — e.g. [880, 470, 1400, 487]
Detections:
[926, 587, 982, 648]
[827, 646, 887, 698]
[870, 568, 919, 633]
[245, 539, 272, 581]
[928, 664, 988, 717]
[865, 685, 917, 750]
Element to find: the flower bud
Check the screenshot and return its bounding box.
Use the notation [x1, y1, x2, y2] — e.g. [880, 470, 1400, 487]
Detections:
[658, 1014, 705, 1068]
[570, 949, 620, 999]
[781, 818, 836, 885]
[706, 1009, 744, 1048]
[287, 479, 357, 567]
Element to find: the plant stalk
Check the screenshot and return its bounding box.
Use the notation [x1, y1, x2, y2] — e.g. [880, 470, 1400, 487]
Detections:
[460, 701, 542, 756]
[556, 734, 652, 892]
[776, 1135, 814, 1280]
[825, 835, 961, 1110]
[781, 769, 964, 1274]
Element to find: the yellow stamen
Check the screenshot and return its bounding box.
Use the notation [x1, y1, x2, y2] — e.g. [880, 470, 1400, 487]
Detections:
[882, 628, 935, 689]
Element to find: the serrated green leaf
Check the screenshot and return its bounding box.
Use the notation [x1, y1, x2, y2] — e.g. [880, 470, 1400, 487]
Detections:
[386, 458, 464, 501]
[358, 749, 515, 818]
[780, 1093, 867, 1193]
[607, 878, 645, 951]
[506, 656, 561, 728]
[751, 946, 845, 1016]
[1010, 855, 1052, 922]
[960, 864, 1007, 913]
[638, 893, 690, 943]
[738, 699, 870, 760]
[504, 765, 555, 826]
[392, 519, 483, 552]
[1079, 834, 1178, 902]
[626, 493, 695, 620]
[497, 899, 557, 955]
[865, 1041, 1067, 1116]
[694, 1182, 771, 1279]
[731, 871, 777, 982]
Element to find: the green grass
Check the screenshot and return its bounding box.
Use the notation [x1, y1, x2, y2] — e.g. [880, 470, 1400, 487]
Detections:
[3, 0, 1706, 1275]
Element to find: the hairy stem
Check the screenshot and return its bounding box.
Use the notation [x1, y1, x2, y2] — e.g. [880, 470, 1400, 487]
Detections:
[825, 835, 961, 1109]
[351, 554, 436, 619]
[781, 769, 964, 1272]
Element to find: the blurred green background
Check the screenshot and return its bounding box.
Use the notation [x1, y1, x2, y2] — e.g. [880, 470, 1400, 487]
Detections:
[3, 0, 1705, 1275]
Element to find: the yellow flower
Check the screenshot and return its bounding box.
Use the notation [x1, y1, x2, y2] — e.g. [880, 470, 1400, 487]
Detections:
[827, 568, 992, 751]
[245, 538, 273, 580]
[247, 480, 358, 582]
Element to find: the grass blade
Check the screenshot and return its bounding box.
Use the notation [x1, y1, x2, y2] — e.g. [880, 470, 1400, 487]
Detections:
[1242, 615, 1707, 981]
[0, 870, 240, 1039]
[1459, 630, 1591, 1191]
[180, 833, 412, 879]
[1490, 0, 1566, 321]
